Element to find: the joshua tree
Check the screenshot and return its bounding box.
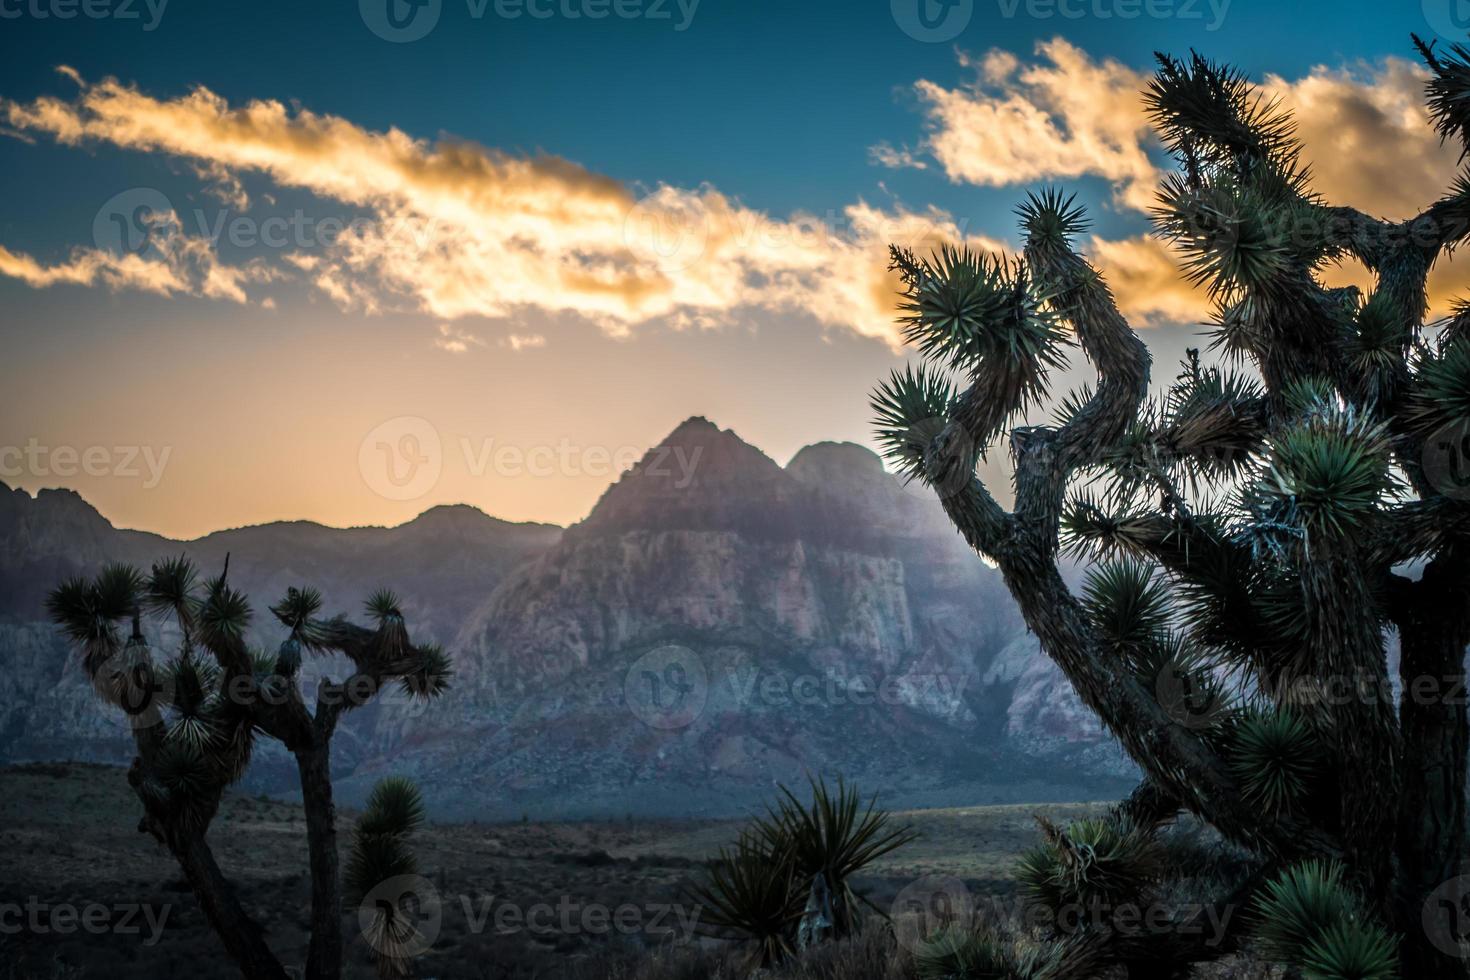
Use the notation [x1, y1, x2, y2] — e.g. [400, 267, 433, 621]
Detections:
[871, 37, 1470, 976]
[46, 556, 450, 980]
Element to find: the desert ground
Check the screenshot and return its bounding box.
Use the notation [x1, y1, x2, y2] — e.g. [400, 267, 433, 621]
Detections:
[0, 763, 1276, 979]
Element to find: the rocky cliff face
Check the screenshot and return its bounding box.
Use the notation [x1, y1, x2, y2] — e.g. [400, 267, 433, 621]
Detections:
[0, 419, 1131, 819]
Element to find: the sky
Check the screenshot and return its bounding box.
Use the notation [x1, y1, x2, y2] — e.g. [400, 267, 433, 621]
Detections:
[0, 0, 1466, 538]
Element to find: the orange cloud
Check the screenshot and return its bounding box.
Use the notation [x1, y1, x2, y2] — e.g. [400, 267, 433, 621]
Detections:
[897, 39, 1158, 211]
[0, 73, 1003, 347]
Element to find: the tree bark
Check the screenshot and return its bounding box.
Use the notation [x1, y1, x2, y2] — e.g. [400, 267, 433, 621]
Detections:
[1395, 556, 1470, 978]
[173, 833, 290, 980]
[297, 741, 344, 980]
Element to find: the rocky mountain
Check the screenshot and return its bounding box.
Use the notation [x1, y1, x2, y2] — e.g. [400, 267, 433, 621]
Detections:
[0, 418, 1131, 820]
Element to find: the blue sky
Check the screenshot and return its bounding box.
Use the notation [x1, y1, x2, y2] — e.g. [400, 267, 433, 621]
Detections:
[0, 0, 1464, 536]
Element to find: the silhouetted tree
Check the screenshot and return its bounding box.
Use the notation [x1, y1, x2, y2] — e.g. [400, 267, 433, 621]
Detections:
[872, 36, 1470, 977]
[47, 556, 450, 980]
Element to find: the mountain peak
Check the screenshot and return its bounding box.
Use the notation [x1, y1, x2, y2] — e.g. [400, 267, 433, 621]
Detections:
[786, 441, 885, 484]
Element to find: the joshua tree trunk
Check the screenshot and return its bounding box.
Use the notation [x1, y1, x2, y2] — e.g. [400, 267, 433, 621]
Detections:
[298, 740, 344, 980]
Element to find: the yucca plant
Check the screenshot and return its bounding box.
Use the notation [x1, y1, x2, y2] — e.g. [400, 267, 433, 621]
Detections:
[868, 35, 1470, 976]
[913, 926, 1014, 979]
[346, 777, 429, 980]
[689, 779, 916, 966]
[1016, 816, 1165, 928]
[1252, 861, 1399, 979]
[687, 831, 805, 968]
[749, 778, 920, 937]
[46, 556, 452, 980]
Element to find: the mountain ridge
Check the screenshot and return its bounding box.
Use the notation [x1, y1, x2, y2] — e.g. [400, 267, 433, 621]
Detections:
[0, 417, 1131, 818]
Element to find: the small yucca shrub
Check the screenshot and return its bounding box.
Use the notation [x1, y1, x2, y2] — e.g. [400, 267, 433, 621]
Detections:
[690, 778, 916, 966]
[1016, 816, 1164, 926]
[1299, 920, 1399, 980]
[687, 832, 804, 968]
[346, 777, 429, 980]
[750, 777, 919, 938]
[1251, 861, 1398, 979]
[913, 926, 1013, 979]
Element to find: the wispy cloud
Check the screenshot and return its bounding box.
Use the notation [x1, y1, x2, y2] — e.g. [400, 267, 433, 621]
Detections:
[0, 71, 1002, 347]
[433, 322, 486, 353]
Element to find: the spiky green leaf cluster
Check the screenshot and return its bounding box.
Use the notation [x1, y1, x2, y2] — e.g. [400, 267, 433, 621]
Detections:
[689, 778, 915, 965]
[1081, 560, 1172, 655]
[1416, 36, 1470, 158]
[1016, 816, 1164, 923]
[688, 832, 804, 968]
[748, 777, 919, 937]
[1407, 339, 1470, 438]
[1257, 406, 1397, 540]
[358, 777, 426, 838]
[893, 244, 1065, 376]
[1226, 709, 1322, 814]
[346, 777, 428, 979]
[1251, 861, 1398, 979]
[1016, 188, 1090, 250]
[1299, 919, 1400, 980]
[871, 364, 957, 484]
[914, 926, 1015, 979]
[399, 643, 453, 701]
